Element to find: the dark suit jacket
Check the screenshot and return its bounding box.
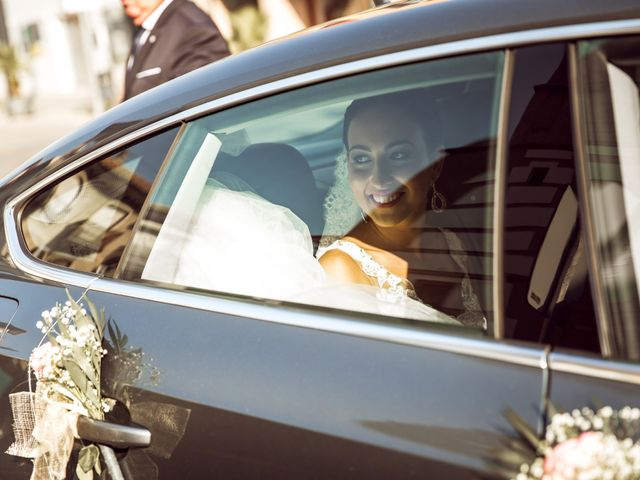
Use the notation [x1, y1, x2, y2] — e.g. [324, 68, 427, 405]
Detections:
[123, 0, 229, 100]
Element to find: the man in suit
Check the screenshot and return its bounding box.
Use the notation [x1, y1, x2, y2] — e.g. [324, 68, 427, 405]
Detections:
[121, 0, 230, 100]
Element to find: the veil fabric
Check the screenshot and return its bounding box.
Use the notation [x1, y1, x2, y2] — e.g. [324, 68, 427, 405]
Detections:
[320, 150, 361, 247]
[143, 173, 458, 325]
[145, 177, 326, 299]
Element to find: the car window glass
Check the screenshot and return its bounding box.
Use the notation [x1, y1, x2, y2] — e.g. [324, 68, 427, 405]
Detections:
[20, 127, 180, 277]
[504, 44, 599, 354]
[577, 36, 640, 360]
[118, 53, 504, 331]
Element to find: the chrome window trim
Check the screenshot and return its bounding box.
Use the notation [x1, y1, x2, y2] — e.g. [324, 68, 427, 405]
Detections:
[549, 352, 640, 385]
[4, 18, 640, 368]
[567, 43, 615, 358]
[96, 277, 544, 369]
[492, 48, 513, 340]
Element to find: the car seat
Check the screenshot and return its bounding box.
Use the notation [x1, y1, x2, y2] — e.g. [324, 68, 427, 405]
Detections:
[214, 143, 325, 238]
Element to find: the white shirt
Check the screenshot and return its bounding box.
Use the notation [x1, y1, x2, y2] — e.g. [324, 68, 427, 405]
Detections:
[141, 0, 175, 37]
[127, 0, 175, 69]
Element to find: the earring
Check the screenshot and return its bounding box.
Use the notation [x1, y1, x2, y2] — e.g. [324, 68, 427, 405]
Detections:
[431, 183, 446, 214]
[360, 210, 368, 223]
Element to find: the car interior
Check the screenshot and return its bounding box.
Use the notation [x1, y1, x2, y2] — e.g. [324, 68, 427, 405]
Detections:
[16, 47, 608, 346]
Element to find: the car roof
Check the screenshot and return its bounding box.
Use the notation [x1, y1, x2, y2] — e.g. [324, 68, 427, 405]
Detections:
[6, 0, 640, 186]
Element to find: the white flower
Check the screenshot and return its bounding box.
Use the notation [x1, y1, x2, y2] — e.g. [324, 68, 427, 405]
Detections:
[516, 406, 640, 480]
[600, 406, 613, 418]
[30, 342, 59, 381]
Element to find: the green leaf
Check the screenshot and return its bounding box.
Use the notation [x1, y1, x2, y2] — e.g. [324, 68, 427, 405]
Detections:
[547, 401, 561, 418]
[67, 345, 99, 386]
[47, 382, 81, 405]
[96, 308, 106, 337]
[76, 465, 93, 480]
[87, 299, 105, 337]
[504, 407, 542, 451]
[47, 332, 59, 346]
[62, 359, 88, 392]
[107, 321, 117, 351]
[87, 297, 100, 322]
[77, 443, 100, 474]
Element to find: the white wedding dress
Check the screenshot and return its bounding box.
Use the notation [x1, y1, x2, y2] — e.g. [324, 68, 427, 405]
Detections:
[143, 174, 459, 325]
[316, 238, 485, 328]
[317, 149, 486, 329]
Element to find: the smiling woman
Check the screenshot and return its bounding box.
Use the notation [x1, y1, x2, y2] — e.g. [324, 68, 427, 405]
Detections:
[318, 91, 486, 328]
[96, 51, 503, 327]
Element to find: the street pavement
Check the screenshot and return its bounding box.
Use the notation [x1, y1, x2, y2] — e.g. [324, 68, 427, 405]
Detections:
[0, 94, 94, 179]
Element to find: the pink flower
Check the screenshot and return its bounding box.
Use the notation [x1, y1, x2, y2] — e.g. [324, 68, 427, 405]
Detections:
[543, 432, 603, 479]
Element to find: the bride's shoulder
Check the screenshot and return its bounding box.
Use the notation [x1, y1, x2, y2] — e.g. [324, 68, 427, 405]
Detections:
[318, 240, 371, 285]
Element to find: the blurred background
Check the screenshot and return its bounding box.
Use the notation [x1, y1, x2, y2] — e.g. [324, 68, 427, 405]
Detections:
[0, 0, 374, 177]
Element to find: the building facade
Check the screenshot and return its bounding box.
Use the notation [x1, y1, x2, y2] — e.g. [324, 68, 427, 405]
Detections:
[0, 0, 372, 113]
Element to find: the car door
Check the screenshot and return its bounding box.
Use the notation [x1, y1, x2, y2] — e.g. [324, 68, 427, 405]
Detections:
[546, 34, 640, 432]
[0, 47, 552, 480]
[0, 125, 182, 479]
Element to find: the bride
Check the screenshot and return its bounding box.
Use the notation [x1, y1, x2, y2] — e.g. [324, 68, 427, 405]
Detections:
[143, 92, 482, 327]
[318, 91, 486, 329]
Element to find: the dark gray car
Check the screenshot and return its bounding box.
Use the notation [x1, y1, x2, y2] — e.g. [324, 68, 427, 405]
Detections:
[2, 0, 640, 478]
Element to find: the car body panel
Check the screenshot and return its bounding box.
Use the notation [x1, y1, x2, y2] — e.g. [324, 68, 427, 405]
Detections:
[1, 0, 639, 478]
[0, 271, 545, 478]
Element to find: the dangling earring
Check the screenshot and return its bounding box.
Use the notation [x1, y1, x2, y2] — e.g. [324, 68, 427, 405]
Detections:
[360, 210, 368, 223]
[431, 183, 446, 214]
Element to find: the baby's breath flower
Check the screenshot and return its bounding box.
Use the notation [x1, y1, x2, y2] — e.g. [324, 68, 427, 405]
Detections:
[517, 406, 640, 480]
[30, 295, 110, 421]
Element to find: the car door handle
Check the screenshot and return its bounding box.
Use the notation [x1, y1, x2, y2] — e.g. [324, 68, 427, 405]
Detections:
[76, 416, 151, 449]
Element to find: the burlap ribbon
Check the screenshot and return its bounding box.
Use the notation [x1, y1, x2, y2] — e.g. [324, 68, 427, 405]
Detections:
[7, 387, 79, 480]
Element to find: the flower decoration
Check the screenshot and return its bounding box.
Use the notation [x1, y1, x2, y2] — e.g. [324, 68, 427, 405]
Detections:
[510, 405, 640, 480]
[31, 297, 112, 419]
[6, 291, 118, 480]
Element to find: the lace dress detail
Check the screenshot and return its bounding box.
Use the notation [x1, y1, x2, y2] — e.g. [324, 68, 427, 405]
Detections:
[320, 240, 420, 304]
[318, 234, 487, 330]
[440, 230, 487, 329]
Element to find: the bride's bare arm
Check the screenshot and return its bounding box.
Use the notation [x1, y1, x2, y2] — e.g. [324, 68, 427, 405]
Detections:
[319, 249, 372, 286]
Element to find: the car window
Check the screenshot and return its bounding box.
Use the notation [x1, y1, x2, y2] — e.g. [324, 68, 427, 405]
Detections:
[502, 43, 599, 354]
[118, 52, 504, 330]
[577, 35, 640, 360]
[20, 127, 180, 277]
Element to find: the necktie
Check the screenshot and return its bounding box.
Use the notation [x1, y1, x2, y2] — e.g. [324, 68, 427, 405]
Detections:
[128, 27, 146, 70]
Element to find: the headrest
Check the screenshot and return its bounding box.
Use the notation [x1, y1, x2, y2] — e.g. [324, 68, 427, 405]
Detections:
[216, 143, 324, 235]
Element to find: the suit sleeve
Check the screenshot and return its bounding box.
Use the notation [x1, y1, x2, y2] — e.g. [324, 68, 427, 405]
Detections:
[169, 24, 230, 79]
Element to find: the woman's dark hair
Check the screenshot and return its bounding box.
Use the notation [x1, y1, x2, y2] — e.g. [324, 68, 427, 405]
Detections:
[342, 89, 443, 160]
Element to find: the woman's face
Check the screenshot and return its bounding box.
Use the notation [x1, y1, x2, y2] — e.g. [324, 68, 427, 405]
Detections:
[346, 104, 439, 228]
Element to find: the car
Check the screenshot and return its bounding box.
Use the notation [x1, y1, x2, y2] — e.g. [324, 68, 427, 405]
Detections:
[2, 0, 640, 478]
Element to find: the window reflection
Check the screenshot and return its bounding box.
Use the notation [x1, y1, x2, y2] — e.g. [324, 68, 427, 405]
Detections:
[579, 36, 640, 359]
[21, 127, 179, 277]
[127, 54, 502, 328]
